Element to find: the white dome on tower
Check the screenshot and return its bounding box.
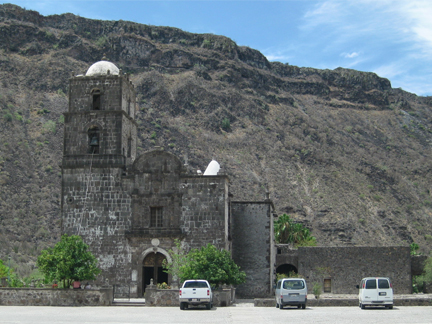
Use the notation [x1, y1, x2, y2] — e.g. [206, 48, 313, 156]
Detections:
[86, 60, 119, 76]
[203, 160, 220, 176]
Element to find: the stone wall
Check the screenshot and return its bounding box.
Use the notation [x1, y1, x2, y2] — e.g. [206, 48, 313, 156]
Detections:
[0, 288, 113, 306]
[62, 166, 133, 289]
[144, 286, 234, 307]
[231, 201, 274, 298]
[297, 246, 412, 294]
[180, 175, 229, 250]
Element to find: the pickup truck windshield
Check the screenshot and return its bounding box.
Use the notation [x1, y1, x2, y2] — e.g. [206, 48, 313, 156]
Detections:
[183, 281, 209, 288]
[283, 280, 305, 290]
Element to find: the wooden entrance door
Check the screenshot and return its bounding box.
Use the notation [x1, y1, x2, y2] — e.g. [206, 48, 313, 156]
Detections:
[324, 279, 331, 293]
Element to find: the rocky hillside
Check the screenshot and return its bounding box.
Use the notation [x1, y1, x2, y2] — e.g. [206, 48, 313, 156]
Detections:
[1, 4, 432, 276]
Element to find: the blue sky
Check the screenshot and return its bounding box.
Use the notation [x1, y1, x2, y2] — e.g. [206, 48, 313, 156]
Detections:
[2, 0, 432, 96]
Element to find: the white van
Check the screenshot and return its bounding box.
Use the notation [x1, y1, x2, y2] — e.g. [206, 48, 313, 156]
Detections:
[357, 277, 393, 309]
[275, 278, 307, 309]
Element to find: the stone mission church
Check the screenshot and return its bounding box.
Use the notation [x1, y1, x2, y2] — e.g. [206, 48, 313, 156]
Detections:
[61, 59, 275, 298]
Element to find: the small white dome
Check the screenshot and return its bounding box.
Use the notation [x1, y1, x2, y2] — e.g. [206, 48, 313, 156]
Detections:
[203, 160, 220, 176]
[86, 61, 120, 76]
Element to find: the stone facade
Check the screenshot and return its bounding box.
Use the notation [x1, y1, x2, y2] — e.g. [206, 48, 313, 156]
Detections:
[61, 60, 274, 298]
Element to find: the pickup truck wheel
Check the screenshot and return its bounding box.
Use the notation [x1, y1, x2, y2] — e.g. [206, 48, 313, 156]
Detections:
[361, 303, 365, 309]
[302, 304, 306, 309]
[180, 302, 184, 310]
[297, 305, 301, 309]
[279, 304, 284, 310]
[206, 303, 211, 310]
[276, 302, 279, 308]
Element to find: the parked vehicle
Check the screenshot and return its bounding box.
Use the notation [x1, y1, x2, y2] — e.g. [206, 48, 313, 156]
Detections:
[275, 278, 307, 309]
[179, 279, 213, 310]
[357, 277, 393, 309]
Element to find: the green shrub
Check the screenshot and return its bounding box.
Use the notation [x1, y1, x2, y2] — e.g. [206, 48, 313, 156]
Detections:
[95, 36, 108, 47]
[312, 283, 322, 299]
[221, 118, 230, 131]
[157, 282, 171, 289]
[42, 120, 56, 133]
[14, 112, 23, 122]
[3, 111, 13, 122]
[177, 244, 246, 288]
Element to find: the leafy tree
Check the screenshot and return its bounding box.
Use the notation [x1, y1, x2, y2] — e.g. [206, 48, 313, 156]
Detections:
[179, 244, 246, 288]
[414, 257, 432, 292]
[36, 234, 101, 288]
[162, 239, 188, 288]
[274, 214, 317, 246]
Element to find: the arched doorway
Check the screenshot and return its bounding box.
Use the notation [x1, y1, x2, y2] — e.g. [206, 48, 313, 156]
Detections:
[142, 252, 168, 292]
[276, 264, 298, 276]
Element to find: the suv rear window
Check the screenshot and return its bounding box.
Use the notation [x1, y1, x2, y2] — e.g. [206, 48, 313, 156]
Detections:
[365, 279, 377, 289]
[378, 279, 390, 289]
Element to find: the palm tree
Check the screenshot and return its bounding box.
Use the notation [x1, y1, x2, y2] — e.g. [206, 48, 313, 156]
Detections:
[274, 214, 316, 246]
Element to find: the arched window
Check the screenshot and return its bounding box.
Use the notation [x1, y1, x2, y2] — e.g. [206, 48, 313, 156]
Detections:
[92, 89, 101, 110]
[88, 126, 100, 154]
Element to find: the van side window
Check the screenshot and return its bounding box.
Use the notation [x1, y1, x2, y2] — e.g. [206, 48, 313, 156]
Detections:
[365, 279, 377, 289]
[378, 279, 390, 289]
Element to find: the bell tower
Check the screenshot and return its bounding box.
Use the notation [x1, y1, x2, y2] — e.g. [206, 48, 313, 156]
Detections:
[63, 59, 137, 169]
[61, 59, 137, 286]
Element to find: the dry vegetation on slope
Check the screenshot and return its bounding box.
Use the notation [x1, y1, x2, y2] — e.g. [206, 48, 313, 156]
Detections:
[0, 4, 432, 276]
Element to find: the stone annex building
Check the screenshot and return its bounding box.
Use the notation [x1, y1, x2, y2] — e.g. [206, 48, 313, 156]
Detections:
[61, 59, 415, 298]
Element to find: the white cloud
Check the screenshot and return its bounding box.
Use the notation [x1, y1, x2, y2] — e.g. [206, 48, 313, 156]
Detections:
[265, 54, 291, 62]
[342, 52, 359, 59]
[373, 62, 407, 80]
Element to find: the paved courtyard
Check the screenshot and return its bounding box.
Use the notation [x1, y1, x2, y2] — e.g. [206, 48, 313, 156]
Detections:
[1, 305, 431, 324]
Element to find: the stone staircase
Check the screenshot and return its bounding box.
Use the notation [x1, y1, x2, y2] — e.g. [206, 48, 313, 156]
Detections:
[112, 298, 146, 306]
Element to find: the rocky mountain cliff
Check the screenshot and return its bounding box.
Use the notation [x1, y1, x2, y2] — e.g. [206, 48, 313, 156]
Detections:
[1, 4, 431, 276]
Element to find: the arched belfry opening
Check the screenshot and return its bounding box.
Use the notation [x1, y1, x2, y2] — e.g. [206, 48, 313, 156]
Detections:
[92, 89, 101, 110]
[142, 252, 168, 293]
[88, 126, 100, 154]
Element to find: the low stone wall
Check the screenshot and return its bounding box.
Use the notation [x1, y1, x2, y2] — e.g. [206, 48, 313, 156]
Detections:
[0, 288, 113, 306]
[253, 294, 432, 307]
[144, 285, 235, 307]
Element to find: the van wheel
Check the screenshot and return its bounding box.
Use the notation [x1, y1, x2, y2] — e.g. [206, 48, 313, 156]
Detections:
[302, 304, 306, 309]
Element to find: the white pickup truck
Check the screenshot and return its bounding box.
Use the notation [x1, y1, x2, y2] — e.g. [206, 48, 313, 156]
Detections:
[179, 279, 213, 310]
